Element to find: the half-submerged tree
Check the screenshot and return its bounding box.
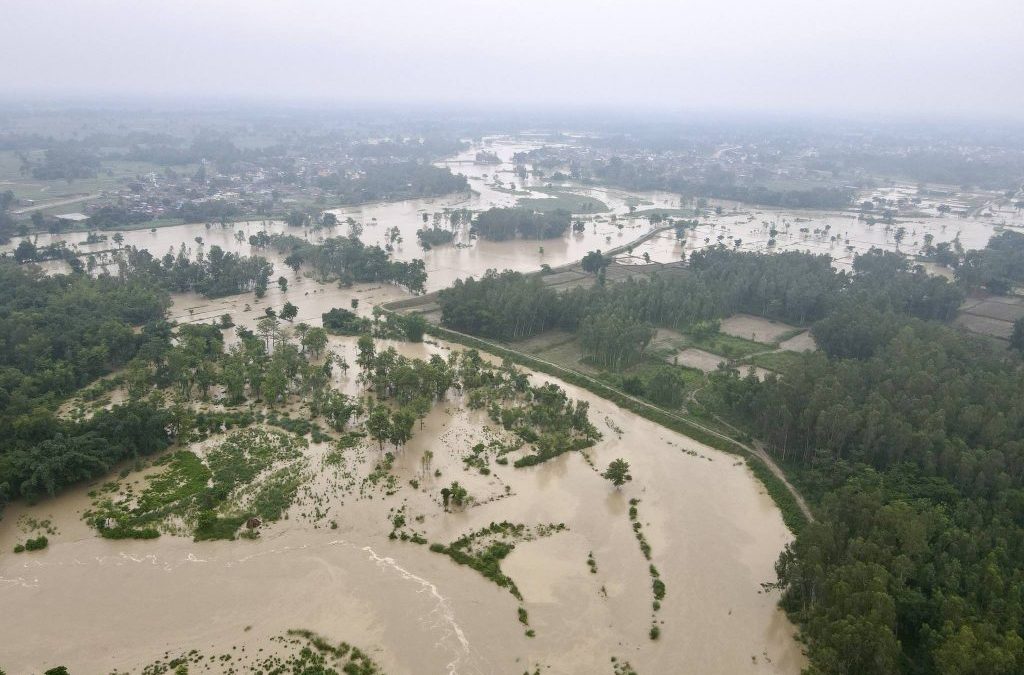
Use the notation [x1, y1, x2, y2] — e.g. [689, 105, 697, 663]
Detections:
[603, 458, 632, 488]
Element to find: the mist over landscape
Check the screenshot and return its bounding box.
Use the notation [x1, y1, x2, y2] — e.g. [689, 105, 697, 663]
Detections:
[1, 2, 1024, 675]
[4, 0, 1024, 118]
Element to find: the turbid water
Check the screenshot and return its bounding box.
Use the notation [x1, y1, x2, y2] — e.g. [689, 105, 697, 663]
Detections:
[6, 136, 1018, 287]
[0, 332, 804, 674]
[8, 134, 1015, 673]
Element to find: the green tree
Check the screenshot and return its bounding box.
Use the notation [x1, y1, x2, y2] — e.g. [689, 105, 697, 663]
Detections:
[220, 351, 247, 404]
[1011, 317, 1024, 354]
[14, 239, 37, 262]
[645, 368, 685, 407]
[389, 408, 416, 450]
[366, 406, 391, 452]
[262, 358, 288, 406]
[321, 391, 357, 432]
[581, 249, 609, 274]
[302, 327, 328, 358]
[284, 253, 303, 274]
[602, 459, 632, 488]
[420, 449, 434, 474]
[280, 301, 298, 322]
[356, 335, 376, 375]
[256, 315, 279, 351]
[403, 314, 427, 342]
[448, 481, 468, 508]
[125, 358, 151, 398]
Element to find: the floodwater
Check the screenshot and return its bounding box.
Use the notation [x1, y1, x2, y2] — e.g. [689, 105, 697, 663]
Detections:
[0, 138, 658, 292]
[5, 137, 1020, 286]
[0, 335, 805, 674]
[8, 135, 962, 674]
[629, 203, 1020, 271]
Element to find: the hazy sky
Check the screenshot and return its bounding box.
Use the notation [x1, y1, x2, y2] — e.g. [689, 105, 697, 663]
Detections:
[4, 0, 1023, 119]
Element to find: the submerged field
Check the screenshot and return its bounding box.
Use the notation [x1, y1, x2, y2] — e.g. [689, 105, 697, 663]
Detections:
[0, 276, 805, 674]
[0, 135, 918, 675]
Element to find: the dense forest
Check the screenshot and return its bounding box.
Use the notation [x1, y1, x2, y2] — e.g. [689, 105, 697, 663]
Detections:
[314, 162, 468, 204]
[119, 245, 274, 298]
[515, 122, 1024, 199]
[269, 234, 427, 294]
[698, 252, 1021, 673]
[0, 260, 173, 505]
[416, 226, 455, 249]
[711, 321, 1024, 672]
[439, 248, 847, 366]
[592, 156, 856, 209]
[955, 231, 1024, 294]
[471, 207, 571, 240]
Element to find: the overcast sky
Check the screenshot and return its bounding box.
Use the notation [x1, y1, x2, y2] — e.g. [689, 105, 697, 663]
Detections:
[3, 0, 1023, 120]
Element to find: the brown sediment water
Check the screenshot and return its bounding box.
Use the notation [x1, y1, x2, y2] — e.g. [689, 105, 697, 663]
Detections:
[9, 137, 1011, 288]
[0, 323, 806, 674]
[0, 135, 834, 673]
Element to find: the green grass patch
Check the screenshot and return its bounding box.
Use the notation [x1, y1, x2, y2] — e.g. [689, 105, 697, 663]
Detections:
[87, 428, 308, 541]
[745, 350, 805, 374]
[686, 332, 766, 359]
[138, 629, 383, 674]
[427, 522, 566, 604]
[13, 535, 48, 553]
[746, 456, 809, 534]
[598, 358, 705, 392]
[517, 187, 609, 214]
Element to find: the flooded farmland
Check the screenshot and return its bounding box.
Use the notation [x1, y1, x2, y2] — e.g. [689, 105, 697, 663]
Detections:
[2, 134, 1018, 675]
[5, 136, 1020, 289]
[0, 328, 804, 674]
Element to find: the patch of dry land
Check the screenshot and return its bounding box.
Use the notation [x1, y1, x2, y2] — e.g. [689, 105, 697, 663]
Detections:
[668, 348, 727, 373]
[956, 295, 1024, 340]
[0, 286, 805, 675]
[777, 331, 817, 352]
[718, 315, 799, 345]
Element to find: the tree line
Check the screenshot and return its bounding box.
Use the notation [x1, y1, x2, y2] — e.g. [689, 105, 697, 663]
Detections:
[314, 162, 468, 204]
[701, 249, 1023, 673]
[270, 234, 427, 294]
[0, 259, 173, 505]
[471, 207, 571, 240]
[438, 248, 851, 367]
[119, 244, 273, 298]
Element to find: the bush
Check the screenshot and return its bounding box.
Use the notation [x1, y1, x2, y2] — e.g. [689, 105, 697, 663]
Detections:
[25, 535, 48, 551]
[15, 535, 49, 553]
[322, 307, 370, 335]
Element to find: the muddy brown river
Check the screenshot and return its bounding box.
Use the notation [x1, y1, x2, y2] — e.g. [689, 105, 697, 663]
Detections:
[0, 331, 805, 673]
[1, 268, 807, 673]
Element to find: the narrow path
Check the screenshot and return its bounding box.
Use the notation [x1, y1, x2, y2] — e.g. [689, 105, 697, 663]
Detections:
[687, 383, 813, 523]
[421, 321, 814, 525]
[686, 346, 814, 521]
[13, 193, 100, 214]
